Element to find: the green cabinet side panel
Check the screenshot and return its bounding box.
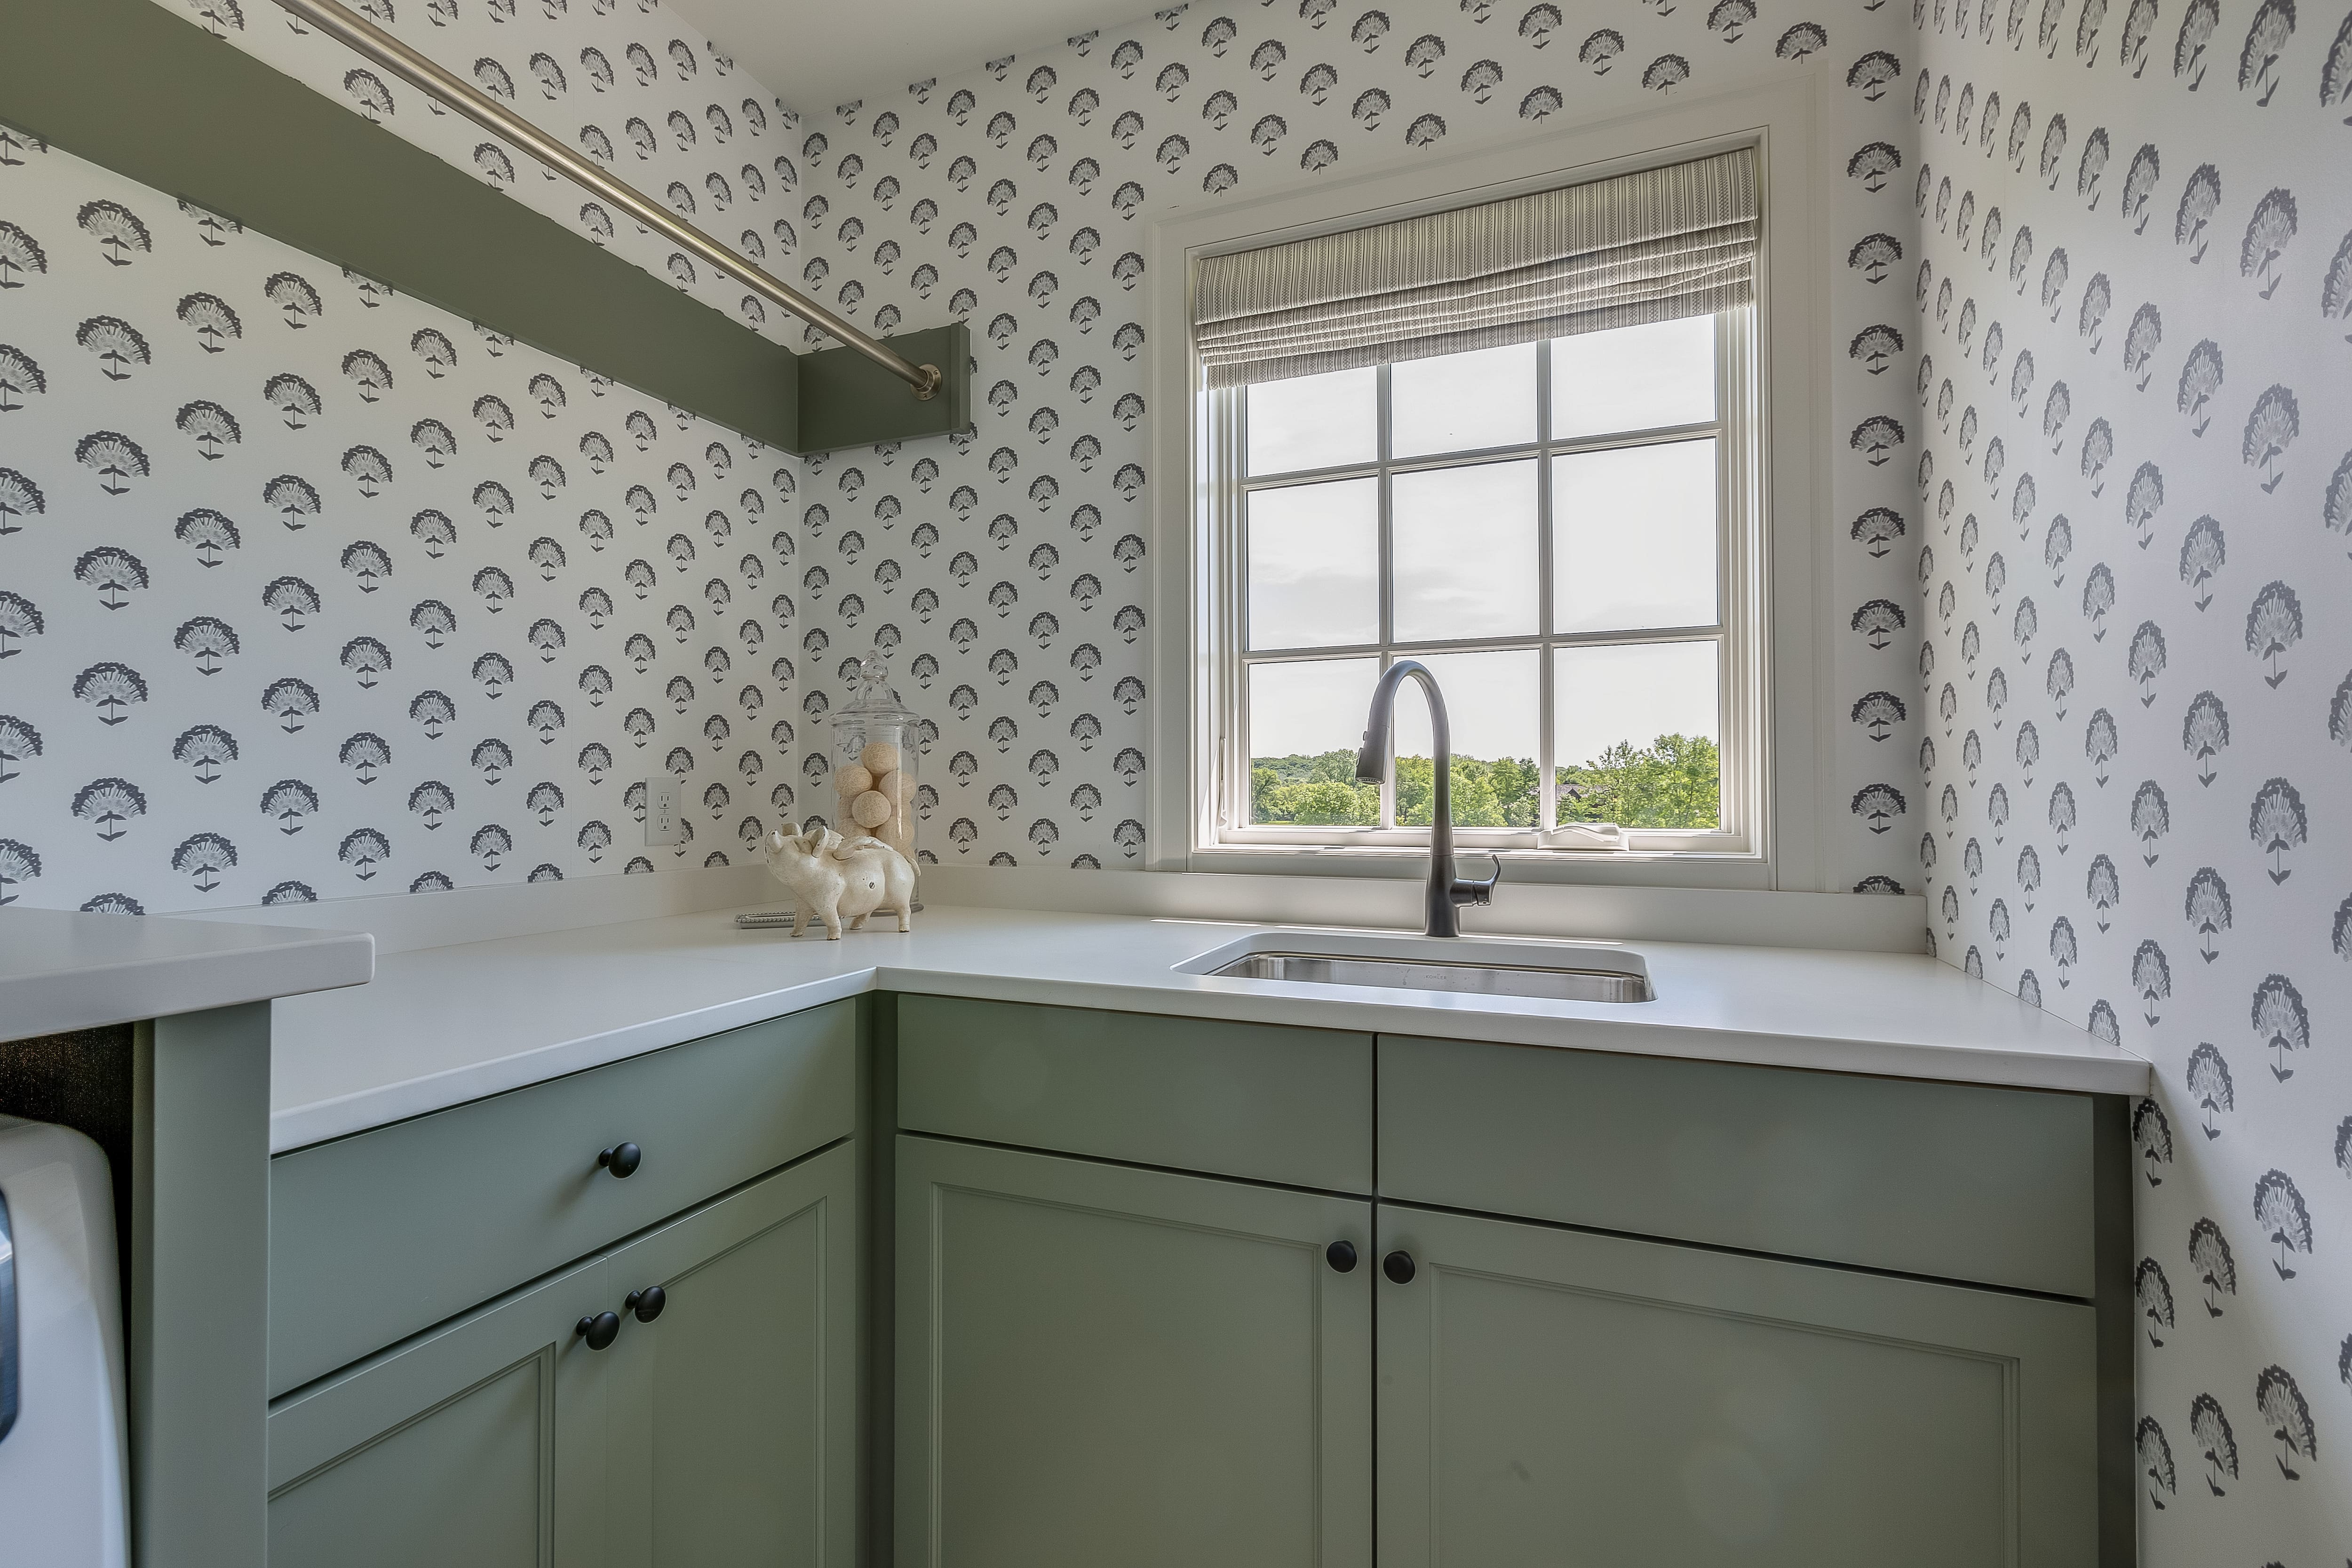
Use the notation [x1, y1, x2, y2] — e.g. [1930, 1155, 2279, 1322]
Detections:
[1375, 1202, 2099, 1568]
[2090, 1094, 2138, 1568]
[896, 995, 1374, 1193]
[1378, 1033, 2099, 1297]
[797, 325, 974, 453]
[270, 1001, 856, 1395]
[896, 1135, 1372, 1568]
[135, 1005, 275, 1568]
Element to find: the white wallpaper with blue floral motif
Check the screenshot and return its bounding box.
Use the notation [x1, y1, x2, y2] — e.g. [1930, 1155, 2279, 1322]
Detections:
[4, 0, 2348, 1552]
[762, 0, 1926, 886]
[0, 0, 804, 910]
[1909, 0, 2352, 1553]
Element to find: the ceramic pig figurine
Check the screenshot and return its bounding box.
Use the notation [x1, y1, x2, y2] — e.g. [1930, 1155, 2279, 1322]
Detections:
[759, 822, 916, 939]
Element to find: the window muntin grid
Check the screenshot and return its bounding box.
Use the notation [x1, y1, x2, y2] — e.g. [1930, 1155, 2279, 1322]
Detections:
[1220, 312, 1753, 851]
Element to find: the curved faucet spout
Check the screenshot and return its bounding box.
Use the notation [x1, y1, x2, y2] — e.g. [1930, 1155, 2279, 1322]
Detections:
[1355, 660, 1502, 938]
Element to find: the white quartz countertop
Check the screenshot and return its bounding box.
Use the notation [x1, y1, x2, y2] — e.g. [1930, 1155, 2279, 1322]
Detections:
[0, 907, 374, 1043]
[268, 901, 2149, 1152]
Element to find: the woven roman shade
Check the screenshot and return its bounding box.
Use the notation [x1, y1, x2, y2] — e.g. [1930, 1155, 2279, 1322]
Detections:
[1193, 149, 1757, 389]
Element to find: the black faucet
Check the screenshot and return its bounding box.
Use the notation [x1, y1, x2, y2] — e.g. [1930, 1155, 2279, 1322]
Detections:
[1354, 660, 1503, 938]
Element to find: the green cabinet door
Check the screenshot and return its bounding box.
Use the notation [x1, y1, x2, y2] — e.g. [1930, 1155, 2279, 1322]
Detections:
[1375, 1203, 2098, 1568]
[267, 1145, 859, 1568]
[602, 1141, 861, 1568]
[896, 1135, 1373, 1568]
[266, 1242, 617, 1568]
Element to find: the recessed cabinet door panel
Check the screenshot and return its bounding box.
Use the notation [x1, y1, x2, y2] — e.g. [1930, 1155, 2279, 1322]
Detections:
[602, 1143, 859, 1568]
[272, 1358, 549, 1568]
[266, 1250, 616, 1568]
[897, 1135, 1372, 1568]
[1376, 1204, 2097, 1568]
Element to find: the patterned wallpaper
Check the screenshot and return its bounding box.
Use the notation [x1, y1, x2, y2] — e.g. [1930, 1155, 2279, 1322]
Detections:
[189, 0, 811, 350]
[1907, 0, 2352, 1555]
[2, 0, 2345, 1546]
[0, 0, 805, 911]
[768, 0, 1923, 886]
[1, 0, 1936, 899]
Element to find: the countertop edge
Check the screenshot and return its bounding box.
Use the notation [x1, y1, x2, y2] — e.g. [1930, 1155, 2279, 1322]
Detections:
[269, 970, 873, 1151]
[3, 923, 377, 1044]
[267, 927, 2152, 1152]
[868, 968, 2159, 1098]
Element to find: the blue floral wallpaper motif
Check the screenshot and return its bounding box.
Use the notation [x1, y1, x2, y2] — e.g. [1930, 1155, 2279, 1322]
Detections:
[2, 0, 2348, 1552]
[1908, 0, 2352, 1552]
[0, 0, 803, 910]
[768, 0, 1924, 887]
[8, 0, 1931, 895]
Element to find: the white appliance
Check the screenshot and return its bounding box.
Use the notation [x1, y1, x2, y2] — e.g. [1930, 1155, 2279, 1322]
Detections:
[0, 1116, 129, 1567]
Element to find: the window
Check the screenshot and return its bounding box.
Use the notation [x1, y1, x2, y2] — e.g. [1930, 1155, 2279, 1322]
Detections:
[1220, 309, 1755, 856]
[1182, 148, 1764, 862]
[1224, 308, 1753, 855]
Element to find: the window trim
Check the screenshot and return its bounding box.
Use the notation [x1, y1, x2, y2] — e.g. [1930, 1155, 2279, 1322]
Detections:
[1213, 314, 1756, 856]
[1146, 77, 1831, 890]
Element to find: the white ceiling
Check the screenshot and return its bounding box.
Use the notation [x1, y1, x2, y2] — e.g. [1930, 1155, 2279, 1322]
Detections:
[671, 0, 1155, 116]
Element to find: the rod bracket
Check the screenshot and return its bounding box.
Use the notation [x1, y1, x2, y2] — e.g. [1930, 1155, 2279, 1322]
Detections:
[913, 364, 943, 402]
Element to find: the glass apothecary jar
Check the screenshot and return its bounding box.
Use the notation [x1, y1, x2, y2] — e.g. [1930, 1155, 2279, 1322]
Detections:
[828, 651, 920, 904]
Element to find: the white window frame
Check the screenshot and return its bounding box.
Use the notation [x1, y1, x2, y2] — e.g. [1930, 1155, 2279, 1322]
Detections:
[1146, 78, 1832, 890]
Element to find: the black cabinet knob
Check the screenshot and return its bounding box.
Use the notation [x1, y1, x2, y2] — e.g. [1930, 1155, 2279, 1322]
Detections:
[626, 1285, 667, 1323]
[597, 1142, 642, 1178]
[1383, 1250, 1416, 1285]
[1326, 1240, 1358, 1273]
[576, 1311, 620, 1350]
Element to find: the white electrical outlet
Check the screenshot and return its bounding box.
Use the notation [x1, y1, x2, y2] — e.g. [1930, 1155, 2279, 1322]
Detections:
[645, 778, 683, 846]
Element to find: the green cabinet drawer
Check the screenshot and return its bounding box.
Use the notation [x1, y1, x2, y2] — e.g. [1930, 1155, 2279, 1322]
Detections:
[269, 1000, 855, 1396]
[896, 995, 1373, 1193]
[1378, 1035, 2100, 1297]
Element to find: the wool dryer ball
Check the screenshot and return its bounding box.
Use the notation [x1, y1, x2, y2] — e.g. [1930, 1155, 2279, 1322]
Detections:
[858, 740, 901, 777]
[834, 763, 874, 796]
[850, 789, 895, 829]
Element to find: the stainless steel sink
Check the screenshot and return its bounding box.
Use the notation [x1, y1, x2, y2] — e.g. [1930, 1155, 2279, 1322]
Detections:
[1200, 947, 1653, 1004]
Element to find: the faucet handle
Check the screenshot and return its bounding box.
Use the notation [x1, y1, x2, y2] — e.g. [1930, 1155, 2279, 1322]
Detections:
[1451, 851, 1502, 907]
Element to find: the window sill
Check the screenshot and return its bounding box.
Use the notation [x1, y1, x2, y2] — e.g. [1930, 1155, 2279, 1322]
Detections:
[1182, 842, 1776, 892]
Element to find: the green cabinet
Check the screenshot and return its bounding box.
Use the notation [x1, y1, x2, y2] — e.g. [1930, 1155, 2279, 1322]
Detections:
[604, 1143, 860, 1568]
[895, 995, 1373, 1192]
[1373, 1202, 2099, 1568]
[267, 1245, 605, 1568]
[268, 1143, 858, 1568]
[887, 1003, 2121, 1568]
[258, 995, 2122, 1566]
[274, 1356, 572, 1566]
[270, 1001, 857, 1397]
[894, 1135, 1372, 1568]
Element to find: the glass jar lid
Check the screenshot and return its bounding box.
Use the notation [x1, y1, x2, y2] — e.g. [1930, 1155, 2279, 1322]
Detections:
[837, 649, 915, 724]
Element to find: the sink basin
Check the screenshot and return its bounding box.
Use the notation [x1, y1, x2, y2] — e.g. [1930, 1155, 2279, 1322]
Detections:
[1176, 932, 1653, 1004]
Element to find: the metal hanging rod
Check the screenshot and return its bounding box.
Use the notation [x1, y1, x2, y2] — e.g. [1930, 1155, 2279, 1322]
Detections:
[267, 0, 942, 400]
